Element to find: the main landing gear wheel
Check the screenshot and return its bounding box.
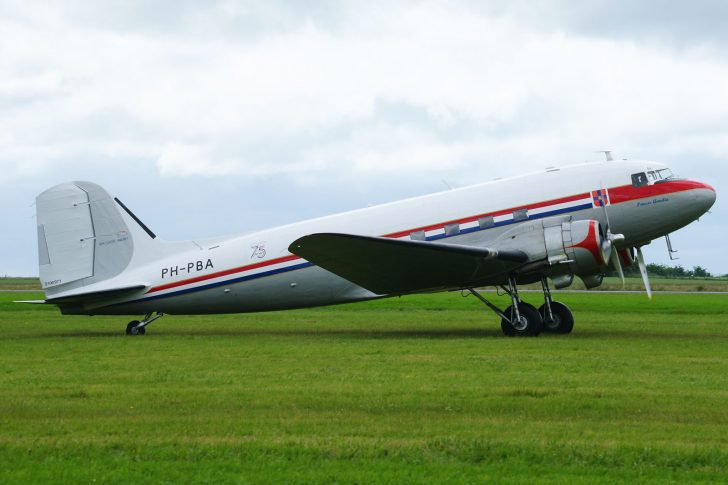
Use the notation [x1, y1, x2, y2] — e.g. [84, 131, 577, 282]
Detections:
[125, 320, 145, 335]
[539, 301, 574, 334]
[501, 302, 543, 337]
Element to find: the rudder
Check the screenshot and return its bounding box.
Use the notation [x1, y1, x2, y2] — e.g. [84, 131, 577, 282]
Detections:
[37, 182, 137, 297]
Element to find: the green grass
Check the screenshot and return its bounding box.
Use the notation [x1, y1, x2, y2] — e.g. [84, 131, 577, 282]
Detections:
[1, 291, 728, 483]
[0, 277, 41, 290]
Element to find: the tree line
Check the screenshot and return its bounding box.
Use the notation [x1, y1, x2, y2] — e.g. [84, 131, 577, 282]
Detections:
[607, 263, 720, 279]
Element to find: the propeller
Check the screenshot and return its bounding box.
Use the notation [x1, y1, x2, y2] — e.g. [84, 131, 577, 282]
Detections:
[610, 248, 625, 284]
[635, 246, 653, 300]
[594, 185, 652, 298]
[597, 186, 625, 285]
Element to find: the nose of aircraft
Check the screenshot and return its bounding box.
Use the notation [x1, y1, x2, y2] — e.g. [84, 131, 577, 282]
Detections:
[691, 180, 716, 216]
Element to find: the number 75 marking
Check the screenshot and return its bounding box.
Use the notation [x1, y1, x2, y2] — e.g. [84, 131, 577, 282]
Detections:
[251, 243, 266, 259]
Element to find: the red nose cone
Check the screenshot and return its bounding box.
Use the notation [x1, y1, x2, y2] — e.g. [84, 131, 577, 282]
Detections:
[694, 180, 716, 192]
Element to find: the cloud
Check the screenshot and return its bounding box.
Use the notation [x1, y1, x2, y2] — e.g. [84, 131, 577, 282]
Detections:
[1, 1, 727, 274]
[157, 143, 232, 176]
[2, 0, 728, 185]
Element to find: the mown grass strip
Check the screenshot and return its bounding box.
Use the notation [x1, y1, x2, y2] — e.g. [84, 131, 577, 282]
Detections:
[1, 291, 727, 482]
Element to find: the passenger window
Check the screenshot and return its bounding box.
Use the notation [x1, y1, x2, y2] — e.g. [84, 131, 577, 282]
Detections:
[513, 209, 528, 222]
[478, 216, 495, 229]
[444, 223, 460, 236]
[631, 172, 648, 188]
[410, 230, 426, 241]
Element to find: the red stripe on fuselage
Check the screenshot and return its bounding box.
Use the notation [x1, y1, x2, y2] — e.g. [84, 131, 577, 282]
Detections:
[144, 179, 710, 295]
[609, 179, 713, 204]
[146, 191, 594, 294]
[147, 254, 300, 293]
[383, 191, 591, 238]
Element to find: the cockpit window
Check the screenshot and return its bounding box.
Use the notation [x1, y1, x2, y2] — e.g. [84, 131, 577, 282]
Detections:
[631, 172, 649, 188]
[656, 168, 674, 180]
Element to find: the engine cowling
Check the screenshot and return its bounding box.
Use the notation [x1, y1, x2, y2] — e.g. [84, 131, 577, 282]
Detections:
[494, 218, 612, 285]
[556, 219, 610, 276]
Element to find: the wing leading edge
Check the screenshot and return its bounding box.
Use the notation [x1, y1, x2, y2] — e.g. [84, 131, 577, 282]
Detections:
[289, 233, 528, 295]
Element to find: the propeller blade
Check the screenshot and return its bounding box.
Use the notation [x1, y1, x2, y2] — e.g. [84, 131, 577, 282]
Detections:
[602, 204, 611, 231]
[610, 248, 625, 286]
[598, 183, 612, 232]
[636, 247, 652, 300]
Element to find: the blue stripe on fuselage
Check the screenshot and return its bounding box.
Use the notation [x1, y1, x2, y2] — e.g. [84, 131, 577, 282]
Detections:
[127, 202, 594, 304]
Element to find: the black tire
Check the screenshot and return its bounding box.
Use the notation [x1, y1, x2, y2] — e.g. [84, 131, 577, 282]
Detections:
[126, 320, 144, 336]
[501, 303, 543, 337]
[501, 319, 516, 336]
[539, 301, 574, 334]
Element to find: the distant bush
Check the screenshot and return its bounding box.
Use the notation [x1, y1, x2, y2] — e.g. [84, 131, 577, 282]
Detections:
[607, 263, 713, 279]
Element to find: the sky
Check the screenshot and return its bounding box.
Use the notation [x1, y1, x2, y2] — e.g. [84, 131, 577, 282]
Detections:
[1, 0, 727, 277]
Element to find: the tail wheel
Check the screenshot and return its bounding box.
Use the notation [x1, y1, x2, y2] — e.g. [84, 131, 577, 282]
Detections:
[125, 320, 145, 336]
[539, 301, 574, 334]
[501, 303, 543, 337]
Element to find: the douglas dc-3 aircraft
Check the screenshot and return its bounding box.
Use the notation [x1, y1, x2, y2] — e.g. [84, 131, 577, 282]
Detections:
[23, 157, 715, 336]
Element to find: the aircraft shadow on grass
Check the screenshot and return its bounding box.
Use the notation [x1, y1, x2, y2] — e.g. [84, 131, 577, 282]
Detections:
[29, 327, 504, 340]
[22, 326, 725, 341]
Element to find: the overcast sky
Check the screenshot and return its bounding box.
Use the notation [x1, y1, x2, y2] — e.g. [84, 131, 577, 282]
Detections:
[1, 0, 727, 277]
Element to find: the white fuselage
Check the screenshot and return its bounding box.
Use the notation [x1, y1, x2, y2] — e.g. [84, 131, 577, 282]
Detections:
[57, 160, 715, 315]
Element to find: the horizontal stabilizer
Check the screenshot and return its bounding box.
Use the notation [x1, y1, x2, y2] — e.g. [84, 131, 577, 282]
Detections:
[45, 284, 147, 304]
[289, 233, 528, 295]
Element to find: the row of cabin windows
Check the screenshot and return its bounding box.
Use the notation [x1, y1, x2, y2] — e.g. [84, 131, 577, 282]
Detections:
[409, 210, 528, 240]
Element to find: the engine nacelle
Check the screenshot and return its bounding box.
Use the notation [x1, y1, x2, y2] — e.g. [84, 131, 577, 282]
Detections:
[555, 219, 610, 276]
[580, 274, 604, 289]
[550, 274, 574, 289]
[495, 218, 610, 281]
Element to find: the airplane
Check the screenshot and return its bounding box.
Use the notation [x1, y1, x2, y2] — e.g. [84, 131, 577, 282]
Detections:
[21, 157, 716, 336]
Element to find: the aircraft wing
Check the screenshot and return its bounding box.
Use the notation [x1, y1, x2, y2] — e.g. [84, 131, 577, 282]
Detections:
[289, 233, 528, 295]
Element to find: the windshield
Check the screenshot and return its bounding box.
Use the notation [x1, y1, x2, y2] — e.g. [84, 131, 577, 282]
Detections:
[656, 168, 674, 180]
[632, 168, 677, 187]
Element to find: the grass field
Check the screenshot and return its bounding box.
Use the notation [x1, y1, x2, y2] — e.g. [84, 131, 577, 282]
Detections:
[1, 291, 727, 483]
[0, 277, 41, 290]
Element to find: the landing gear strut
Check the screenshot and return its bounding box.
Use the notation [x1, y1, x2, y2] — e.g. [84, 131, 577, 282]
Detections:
[125, 312, 164, 335]
[538, 277, 574, 334]
[469, 276, 576, 336]
[468, 275, 543, 337]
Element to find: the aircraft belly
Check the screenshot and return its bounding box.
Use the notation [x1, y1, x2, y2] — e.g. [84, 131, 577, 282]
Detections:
[87, 266, 377, 315]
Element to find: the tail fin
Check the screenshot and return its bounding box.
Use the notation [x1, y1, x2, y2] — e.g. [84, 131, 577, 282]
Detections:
[36, 181, 160, 298]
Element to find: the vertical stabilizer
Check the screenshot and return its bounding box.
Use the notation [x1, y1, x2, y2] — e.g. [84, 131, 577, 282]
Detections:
[37, 182, 135, 297]
[37, 183, 96, 288]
